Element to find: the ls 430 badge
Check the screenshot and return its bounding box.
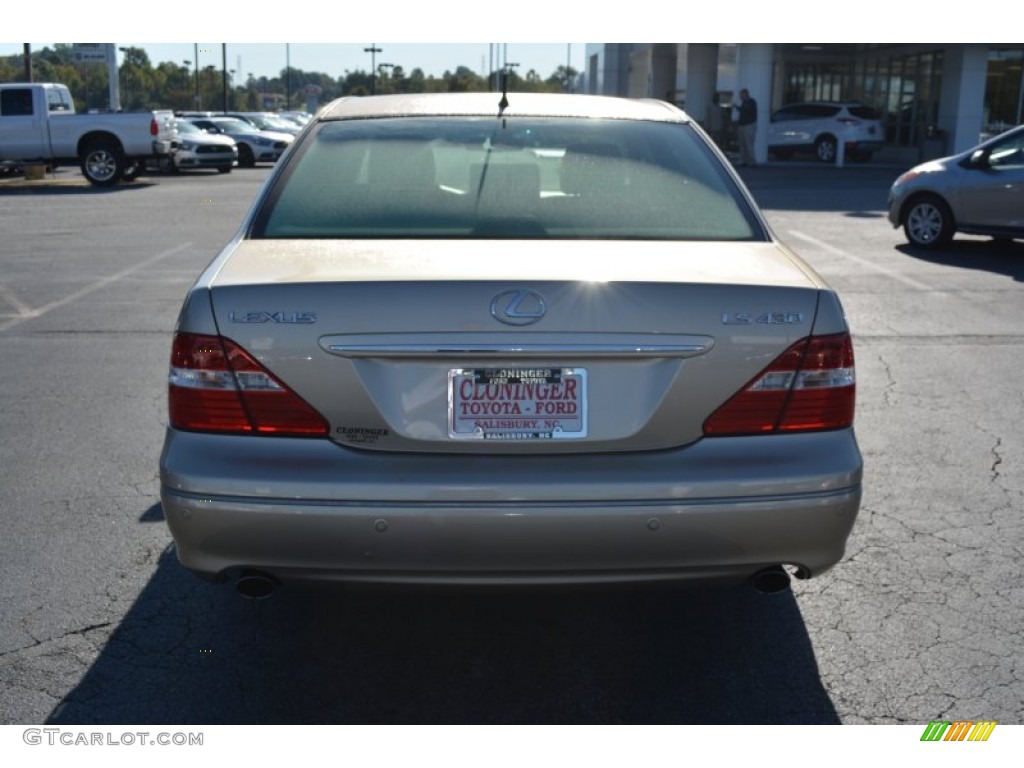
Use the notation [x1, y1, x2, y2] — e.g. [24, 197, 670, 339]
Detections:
[722, 312, 805, 325]
[229, 311, 317, 324]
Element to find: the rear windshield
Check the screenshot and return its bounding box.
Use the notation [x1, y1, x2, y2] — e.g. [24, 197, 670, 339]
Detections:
[252, 117, 763, 241]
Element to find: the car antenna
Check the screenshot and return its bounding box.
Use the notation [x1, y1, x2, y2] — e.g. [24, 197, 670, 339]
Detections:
[497, 70, 509, 126]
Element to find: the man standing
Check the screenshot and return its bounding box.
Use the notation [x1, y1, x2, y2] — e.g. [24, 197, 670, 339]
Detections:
[736, 88, 758, 167]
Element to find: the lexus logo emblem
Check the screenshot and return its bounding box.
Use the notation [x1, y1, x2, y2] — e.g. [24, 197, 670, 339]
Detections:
[490, 289, 547, 326]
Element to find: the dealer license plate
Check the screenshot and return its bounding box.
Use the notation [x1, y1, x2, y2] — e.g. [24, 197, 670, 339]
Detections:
[448, 367, 588, 440]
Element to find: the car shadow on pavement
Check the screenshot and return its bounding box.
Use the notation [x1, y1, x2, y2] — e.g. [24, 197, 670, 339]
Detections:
[897, 239, 1024, 281]
[0, 182, 158, 196]
[46, 547, 840, 725]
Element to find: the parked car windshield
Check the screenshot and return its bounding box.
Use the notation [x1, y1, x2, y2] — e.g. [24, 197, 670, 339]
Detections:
[211, 118, 261, 134]
[174, 120, 204, 135]
[254, 117, 763, 241]
[259, 115, 300, 132]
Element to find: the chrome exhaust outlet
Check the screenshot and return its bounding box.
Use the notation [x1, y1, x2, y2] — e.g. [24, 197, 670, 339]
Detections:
[236, 571, 276, 600]
[749, 566, 791, 594]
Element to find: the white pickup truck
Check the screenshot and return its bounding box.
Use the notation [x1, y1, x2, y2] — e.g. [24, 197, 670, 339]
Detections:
[0, 82, 175, 186]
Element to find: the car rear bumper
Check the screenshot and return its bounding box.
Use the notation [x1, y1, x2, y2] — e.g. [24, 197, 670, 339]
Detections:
[160, 429, 862, 586]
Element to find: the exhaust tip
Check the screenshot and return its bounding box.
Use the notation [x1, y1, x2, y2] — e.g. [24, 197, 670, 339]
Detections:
[750, 566, 791, 594]
[236, 571, 276, 600]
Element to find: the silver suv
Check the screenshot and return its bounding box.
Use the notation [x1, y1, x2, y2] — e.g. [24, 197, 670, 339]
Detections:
[768, 102, 883, 162]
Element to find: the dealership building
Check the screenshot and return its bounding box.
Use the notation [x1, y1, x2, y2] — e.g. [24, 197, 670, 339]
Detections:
[583, 44, 1024, 163]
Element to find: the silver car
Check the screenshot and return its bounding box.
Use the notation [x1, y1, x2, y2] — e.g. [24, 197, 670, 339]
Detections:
[888, 124, 1024, 247]
[161, 93, 862, 598]
[169, 119, 237, 173]
[185, 116, 293, 167]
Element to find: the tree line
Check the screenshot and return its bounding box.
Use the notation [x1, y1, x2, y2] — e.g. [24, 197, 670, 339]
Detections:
[0, 45, 579, 113]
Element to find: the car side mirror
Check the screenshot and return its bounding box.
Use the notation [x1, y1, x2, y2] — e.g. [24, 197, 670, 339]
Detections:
[969, 149, 989, 168]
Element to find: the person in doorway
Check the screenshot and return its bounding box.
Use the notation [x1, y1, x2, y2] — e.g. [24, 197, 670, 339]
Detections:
[736, 88, 758, 166]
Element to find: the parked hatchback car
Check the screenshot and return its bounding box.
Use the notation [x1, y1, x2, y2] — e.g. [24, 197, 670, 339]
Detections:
[887, 123, 1024, 248]
[161, 93, 862, 598]
[768, 102, 883, 162]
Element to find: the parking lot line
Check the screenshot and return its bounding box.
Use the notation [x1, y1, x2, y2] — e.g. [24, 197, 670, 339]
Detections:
[787, 230, 934, 292]
[0, 281, 34, 318]
[0, 242, 193, 333]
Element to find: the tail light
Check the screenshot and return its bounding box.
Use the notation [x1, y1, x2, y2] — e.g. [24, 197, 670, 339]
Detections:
[169, 333, 328, 436]
[150, 117, 160, 137]
[703, 333, 855, 436]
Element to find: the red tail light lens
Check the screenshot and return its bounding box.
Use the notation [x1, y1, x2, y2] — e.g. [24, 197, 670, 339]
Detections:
[150, 117, 159, 137]
[169, 333, 329, 436]
[703, 333, 855, 436]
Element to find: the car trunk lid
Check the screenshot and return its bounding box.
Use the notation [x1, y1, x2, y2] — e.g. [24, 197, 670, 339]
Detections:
[206, 239, 825, 452]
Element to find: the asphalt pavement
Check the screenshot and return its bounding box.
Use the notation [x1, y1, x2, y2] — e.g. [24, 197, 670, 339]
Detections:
[1, 161, 1021, 729]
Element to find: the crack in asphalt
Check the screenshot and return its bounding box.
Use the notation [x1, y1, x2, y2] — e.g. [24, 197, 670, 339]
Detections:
[875, 352, 896, 408]
[990, 437, 1003, 482]
[0, 621, 114, 662]
[800, 470, 1024, 722]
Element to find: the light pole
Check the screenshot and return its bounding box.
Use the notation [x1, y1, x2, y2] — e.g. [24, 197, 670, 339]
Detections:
[118, 47, 131, 108]
[364, 45, 382, 94]
[504, 61, 520, 87]
[566, 44, 572, 93]
[183, 60, 191, 111]
[221, 44, 228, 113]
[203, 65, 215, 111]
[193, 44, 200, 110]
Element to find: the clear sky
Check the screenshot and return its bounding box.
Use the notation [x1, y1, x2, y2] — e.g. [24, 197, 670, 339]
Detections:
[3, 3, 1013, 83]
[2, 3, 598, 81]
[0, 43, 586, 82]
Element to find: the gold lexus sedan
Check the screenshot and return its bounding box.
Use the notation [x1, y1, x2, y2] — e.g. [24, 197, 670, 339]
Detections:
[160, 92, 862, 598]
